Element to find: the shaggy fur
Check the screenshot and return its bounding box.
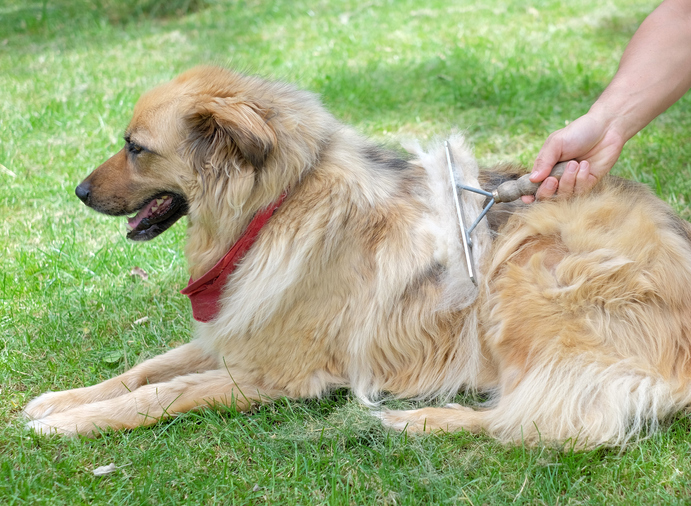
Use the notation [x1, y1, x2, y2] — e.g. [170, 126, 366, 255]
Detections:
[24, 67, 691, 448]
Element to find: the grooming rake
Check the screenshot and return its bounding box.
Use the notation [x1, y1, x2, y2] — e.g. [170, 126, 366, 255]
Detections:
[444, 141, 568, 285]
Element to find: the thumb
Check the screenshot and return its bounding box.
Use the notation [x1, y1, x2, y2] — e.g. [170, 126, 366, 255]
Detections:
[530, 136, 563, 183]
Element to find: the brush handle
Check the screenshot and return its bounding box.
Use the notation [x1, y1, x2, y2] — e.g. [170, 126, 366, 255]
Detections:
[491, 161, 571, 203]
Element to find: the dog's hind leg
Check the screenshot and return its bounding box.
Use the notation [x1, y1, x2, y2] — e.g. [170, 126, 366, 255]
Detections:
[26, 367, 283, 436]
[381, 357, 677, 448]
[378, 404, 487, 435]
[24, 341, 218, 419]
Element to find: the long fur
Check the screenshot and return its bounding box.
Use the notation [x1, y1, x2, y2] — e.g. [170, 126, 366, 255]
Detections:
[24, 67, 691, 449]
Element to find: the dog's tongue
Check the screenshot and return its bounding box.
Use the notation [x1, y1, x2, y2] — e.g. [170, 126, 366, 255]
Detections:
[127, 196, 173, 231]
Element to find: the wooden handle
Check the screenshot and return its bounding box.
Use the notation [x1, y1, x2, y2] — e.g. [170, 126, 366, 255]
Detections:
[492, 161, 571, 203]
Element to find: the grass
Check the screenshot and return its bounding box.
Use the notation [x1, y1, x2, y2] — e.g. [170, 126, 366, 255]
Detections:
[2, 0, 691, 503]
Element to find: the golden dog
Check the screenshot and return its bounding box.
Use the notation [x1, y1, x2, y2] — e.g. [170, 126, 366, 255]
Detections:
[24, 67, 691, 448]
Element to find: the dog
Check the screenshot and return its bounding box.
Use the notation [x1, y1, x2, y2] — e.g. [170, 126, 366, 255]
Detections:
[24, 66, 691, 448]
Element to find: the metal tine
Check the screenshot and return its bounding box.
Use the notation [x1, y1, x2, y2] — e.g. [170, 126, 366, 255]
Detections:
[457, 183, 495, 236]
[444, 141, 477, 285]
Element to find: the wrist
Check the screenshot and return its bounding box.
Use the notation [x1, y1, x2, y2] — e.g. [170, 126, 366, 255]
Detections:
[586, 99, 638, 145]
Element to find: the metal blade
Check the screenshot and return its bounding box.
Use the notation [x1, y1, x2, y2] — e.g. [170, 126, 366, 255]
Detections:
[444, 141, 476, 285]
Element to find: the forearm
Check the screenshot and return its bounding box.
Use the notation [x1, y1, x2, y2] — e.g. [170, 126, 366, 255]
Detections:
[589, 0, 691, 142]
[529, 0, 691, 200]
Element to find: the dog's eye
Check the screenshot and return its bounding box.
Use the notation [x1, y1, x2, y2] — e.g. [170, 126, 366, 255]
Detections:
[124, 135, 145, 156]
[127, 141, 143, 155]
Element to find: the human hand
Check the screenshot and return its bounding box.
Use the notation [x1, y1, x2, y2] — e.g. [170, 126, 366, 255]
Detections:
[522, 113, 626, 203]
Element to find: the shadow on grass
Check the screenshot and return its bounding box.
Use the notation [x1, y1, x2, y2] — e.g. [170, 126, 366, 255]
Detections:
[314, 53, 599, 131]
[1, 0, 641, 127]
[0, 0, 210, 40]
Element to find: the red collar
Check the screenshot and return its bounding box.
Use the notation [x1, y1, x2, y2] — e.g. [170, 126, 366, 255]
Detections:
[180, 193, 287, 322]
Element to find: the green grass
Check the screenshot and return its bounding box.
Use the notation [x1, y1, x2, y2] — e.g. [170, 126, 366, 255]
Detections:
[3, 0, 691, 503]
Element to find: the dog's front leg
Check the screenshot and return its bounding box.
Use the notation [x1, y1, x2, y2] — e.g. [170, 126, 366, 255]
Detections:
[26, 368, 283, 436]
[24, 341, 218, 420]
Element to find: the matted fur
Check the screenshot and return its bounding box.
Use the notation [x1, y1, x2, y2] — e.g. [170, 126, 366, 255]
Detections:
[24, 67, 691, 449]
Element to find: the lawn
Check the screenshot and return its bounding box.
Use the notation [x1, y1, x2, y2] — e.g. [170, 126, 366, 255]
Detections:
[2, 0, 691, 504]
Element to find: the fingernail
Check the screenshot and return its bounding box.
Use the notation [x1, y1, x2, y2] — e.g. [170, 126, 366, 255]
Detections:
[566, 161, 578, 173]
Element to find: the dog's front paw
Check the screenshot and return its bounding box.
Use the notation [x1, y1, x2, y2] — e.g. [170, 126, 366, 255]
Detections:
[24, 392, 110, 437]
[24, 407, 109, 437]
[23, 390, 87, 419]
[25, 417, 81, 437]
[24, 391, 61, 419]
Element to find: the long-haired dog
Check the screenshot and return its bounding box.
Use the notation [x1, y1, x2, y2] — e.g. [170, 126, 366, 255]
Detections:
[24, 67, 691, 448]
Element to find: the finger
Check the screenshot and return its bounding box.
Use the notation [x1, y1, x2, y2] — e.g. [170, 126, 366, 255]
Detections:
[521, 195, 535, 204]
[573, 160, 597, 194]
[531, 154, 561, 183]
[535, 177, 558, 200]
[556, 160, 579, 198]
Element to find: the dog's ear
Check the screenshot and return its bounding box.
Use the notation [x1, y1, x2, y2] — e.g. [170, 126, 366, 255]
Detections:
[185, 96, 277, 170]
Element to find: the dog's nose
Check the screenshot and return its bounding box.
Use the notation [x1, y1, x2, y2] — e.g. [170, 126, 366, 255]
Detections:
[75, 182, 91, 204]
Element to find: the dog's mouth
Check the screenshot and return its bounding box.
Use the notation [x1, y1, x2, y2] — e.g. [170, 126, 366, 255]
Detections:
[126, 193, 188, 241]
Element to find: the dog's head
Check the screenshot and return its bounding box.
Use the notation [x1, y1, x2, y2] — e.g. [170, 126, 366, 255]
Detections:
[76, 66, 332, 242]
